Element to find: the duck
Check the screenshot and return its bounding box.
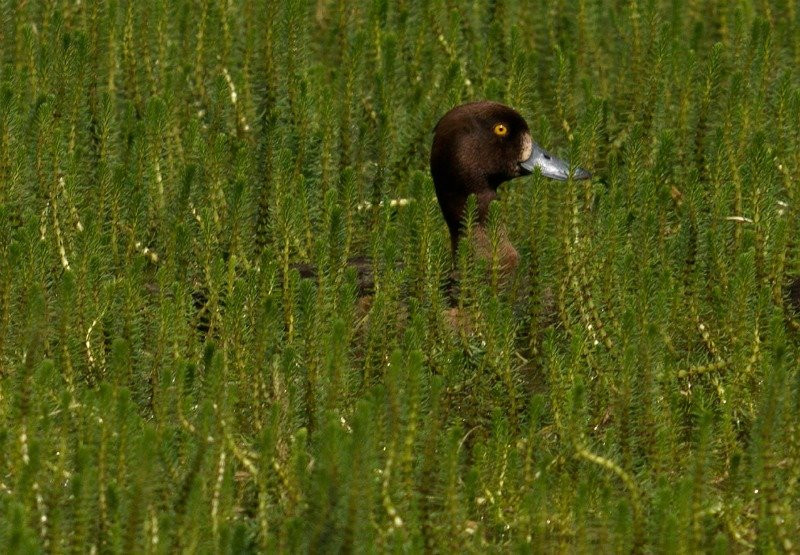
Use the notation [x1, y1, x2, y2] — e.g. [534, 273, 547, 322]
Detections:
[187, 102, 591, 335]
[431, 101, 591, 275]
[294, 102, 591, 296]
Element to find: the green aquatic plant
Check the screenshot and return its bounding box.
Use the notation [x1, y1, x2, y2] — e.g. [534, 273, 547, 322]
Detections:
[1, 0, 800, 551]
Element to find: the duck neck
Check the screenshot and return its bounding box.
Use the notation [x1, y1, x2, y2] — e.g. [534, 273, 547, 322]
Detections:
[448, 189, 520, 275]
[447, 188, 498, 256]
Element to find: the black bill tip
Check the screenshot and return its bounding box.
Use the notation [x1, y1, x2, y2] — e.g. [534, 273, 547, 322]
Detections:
[572, 166, 592, 180]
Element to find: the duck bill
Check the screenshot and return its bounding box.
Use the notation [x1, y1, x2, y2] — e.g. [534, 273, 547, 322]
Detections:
[520, 144, 591, 181]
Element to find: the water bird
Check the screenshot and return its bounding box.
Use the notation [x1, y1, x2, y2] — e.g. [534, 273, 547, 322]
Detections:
[297, 101, 591, 288]
[431, 101, 591, 275]
[189, 101, 592, 333]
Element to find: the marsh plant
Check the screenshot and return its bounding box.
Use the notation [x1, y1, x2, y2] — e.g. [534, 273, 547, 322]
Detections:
[1, 0, 800, 551]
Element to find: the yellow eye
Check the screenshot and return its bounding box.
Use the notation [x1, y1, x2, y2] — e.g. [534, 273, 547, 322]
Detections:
[493, 123, 508, 137]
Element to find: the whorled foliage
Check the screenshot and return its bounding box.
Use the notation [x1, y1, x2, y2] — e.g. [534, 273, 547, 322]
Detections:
[1, 0, 800, 551]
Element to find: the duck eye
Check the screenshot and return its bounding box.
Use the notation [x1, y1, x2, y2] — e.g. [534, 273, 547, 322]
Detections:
[493, 123, 508, 137]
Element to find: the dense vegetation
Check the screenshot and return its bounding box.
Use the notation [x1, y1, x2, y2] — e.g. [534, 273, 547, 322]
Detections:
[2, 0, 800, 551]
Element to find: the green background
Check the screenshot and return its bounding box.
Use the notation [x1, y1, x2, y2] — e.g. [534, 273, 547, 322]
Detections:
[1, 0, 799, 551]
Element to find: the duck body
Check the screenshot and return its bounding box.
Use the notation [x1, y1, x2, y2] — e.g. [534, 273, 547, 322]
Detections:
[430, 101, 590, 273]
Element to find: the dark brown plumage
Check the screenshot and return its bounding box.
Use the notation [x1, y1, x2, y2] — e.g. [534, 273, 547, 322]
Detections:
[431, 102, 532, 246]
[431, 101, 591, 273]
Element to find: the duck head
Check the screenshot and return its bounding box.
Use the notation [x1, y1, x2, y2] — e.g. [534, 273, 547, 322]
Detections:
[430, 101, 591, 254]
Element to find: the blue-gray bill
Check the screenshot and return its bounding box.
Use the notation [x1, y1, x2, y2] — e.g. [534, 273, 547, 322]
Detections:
[520, 144, 591, 181]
